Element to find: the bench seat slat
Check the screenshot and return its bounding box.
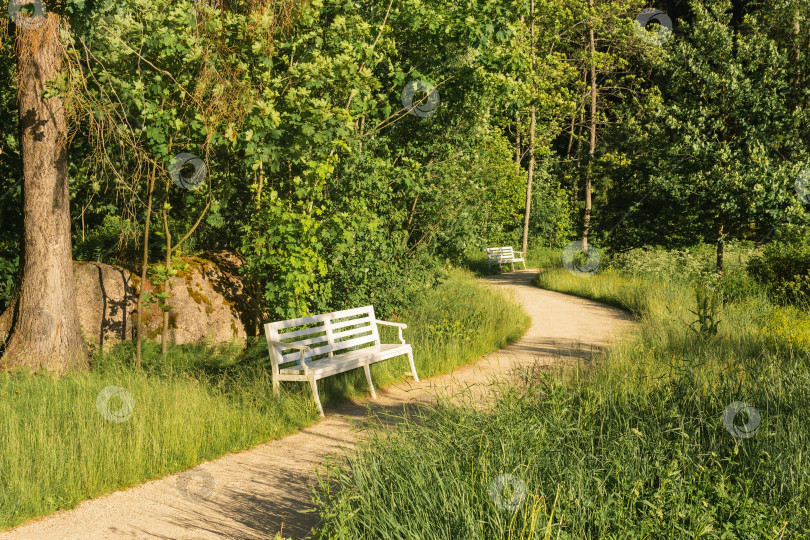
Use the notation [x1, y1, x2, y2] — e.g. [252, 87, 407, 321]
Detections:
[279, 344, 412, 376]
[307, 333, 377, 357]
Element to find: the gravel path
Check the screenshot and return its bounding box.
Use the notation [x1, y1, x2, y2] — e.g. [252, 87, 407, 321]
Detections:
[0, 270, 635, 540]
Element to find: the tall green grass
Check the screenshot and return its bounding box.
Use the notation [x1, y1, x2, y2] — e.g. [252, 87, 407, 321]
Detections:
[311, 248, 810, 538]
[0, 268, 527, 531]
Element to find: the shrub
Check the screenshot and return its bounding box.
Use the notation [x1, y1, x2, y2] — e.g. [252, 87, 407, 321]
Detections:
[747, 225, 810, 306]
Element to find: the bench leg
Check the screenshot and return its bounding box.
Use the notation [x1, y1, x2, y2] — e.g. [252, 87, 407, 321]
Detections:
[272, 377, 280, 397]
[363, 363, 377, 399]
[522, 260, 526, 269]
[309, 376, 324, 417]
[407, 350, 420, 382]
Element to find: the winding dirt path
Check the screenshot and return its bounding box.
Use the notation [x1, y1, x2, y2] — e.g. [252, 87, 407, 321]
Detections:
[0, 270, 635, 540]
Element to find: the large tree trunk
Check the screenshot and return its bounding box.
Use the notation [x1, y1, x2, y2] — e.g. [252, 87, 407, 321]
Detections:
[582, 0, 597, 251]
[1, 13, 88, 372]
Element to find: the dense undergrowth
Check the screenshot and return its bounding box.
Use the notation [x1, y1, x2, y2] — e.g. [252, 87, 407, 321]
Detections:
[311, 246, 810, 539]
[0, 268, 528, 531]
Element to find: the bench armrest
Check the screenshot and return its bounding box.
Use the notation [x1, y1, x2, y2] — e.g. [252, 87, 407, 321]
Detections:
[376, 320, 407, 329]
[267, 340, 311, 374]
[376, 320, 407, 344]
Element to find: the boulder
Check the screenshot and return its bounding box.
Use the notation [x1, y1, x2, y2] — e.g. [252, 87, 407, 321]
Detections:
[72, 251, 261, 350]
[73, 261, 137, 349]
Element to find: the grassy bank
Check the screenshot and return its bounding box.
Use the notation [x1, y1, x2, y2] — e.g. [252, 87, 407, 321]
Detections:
[311, 249, 810, 538]
[0, 268, 528, 531]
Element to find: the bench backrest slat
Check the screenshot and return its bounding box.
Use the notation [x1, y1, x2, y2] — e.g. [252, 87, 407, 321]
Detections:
[487, 246, 516, 261]
[276, 325, 329, 341]
[266, 305, 381, 372]
[330, 315, 374, 331]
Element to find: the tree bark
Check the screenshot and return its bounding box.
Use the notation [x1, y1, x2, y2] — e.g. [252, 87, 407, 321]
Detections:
[523, 109, 535, 258]
[716, 222, 725, 274]
[255, 161, 264, 210]
[582, 0, 597, 251]
[565, 112, 576, 161]
[521, 0, 536, 259]
[796, 15, 801, 84]
[135, 168, 155, 369]
[1, 13, 88, 373]
[573, 107, 585, 205]
[161, 207, 171, 356]
[515, 114, 521, 171]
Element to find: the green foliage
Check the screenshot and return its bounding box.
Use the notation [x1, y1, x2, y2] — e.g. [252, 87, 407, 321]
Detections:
[598, 0, 810, 258]
[748, 225, 810, 306]
[0, 254, 18, 312]
[687, 284, 722, 339]
[146, 259, 188, 312]
[73, 215, 133, 263]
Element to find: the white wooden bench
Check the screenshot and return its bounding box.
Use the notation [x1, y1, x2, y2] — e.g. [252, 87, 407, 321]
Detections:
[264, 305, 419, 417]
[486, 246, 526, 271]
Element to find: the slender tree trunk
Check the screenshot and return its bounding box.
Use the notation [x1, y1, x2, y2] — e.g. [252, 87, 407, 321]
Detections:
[716, 222, 725, 274]
[573, 108, 585, 195]
[797, 16, 801, 61]
[407, 193, 419, 228]
[582, 0, 597, 251]
[565, 112, 577, 161]
[515, 16, 524, 173]
[515, 115, 521, 171]
[523, 109, 535, 258]
[796, 15, 801, 85]
[358, 115, 365, 154]
[522, 1, 536, 259]
[161, 208, 171, 356]
[1, 13, 88, 373]
[135, 168, 156, 369]
[255, 161, 264, 210]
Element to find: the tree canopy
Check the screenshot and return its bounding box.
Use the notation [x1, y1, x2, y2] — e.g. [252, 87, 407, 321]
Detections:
[0, 0, 808, 370]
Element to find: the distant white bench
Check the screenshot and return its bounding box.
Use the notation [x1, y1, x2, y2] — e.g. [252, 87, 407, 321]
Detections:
[486, 246, 526, 271]
[264, 305, 419, 417]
